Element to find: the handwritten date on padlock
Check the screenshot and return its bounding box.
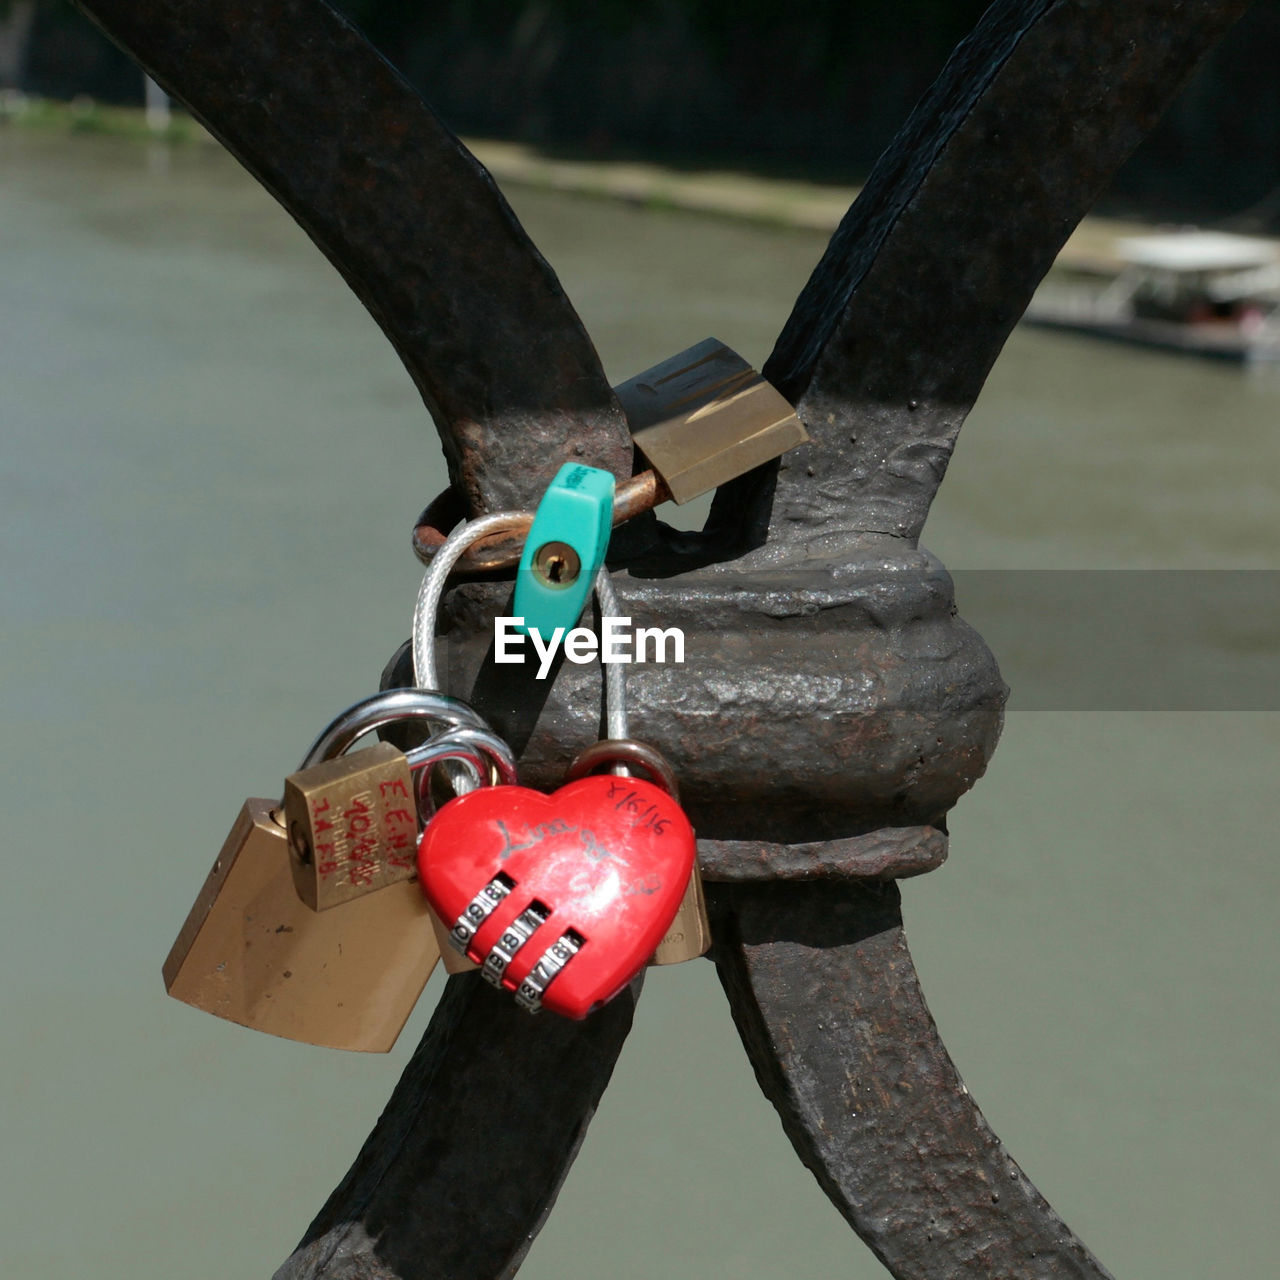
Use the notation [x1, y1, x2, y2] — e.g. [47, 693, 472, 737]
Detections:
[417, 776, 695, 1019]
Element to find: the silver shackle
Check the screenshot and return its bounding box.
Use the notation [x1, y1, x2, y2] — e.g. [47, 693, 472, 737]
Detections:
[298, 688, 518, 802]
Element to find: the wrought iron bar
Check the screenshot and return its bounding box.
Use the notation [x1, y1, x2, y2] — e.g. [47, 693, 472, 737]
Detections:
[70, 0, 633, 515]
[761, 0, 1254, 550]
[711, 879, 1117, 1279]
[67, 1, 1255, 1277]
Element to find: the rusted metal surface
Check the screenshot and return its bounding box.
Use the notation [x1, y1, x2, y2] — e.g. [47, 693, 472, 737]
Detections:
[707, 2, 1250, 1267]
[697, 825, 947, 883]
[431, 559, 1006, 841]
[760, 0, 1255, 551]
[69, 0, 1253, 1277]
[709, 879, 1117, 1279]
[275, 973, 642, 1280]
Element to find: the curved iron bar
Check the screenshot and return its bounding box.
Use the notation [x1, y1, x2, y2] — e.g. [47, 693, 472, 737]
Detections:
[710, 880, 1116, 1279]
[276, 974, 642, 1280]
[706, 2, 1252, 1271]
[759, 0, 1254, 552]
[69, 3, 654, 1274]
[70, 0, 633, 517]
[67, 1, 1253, 1277]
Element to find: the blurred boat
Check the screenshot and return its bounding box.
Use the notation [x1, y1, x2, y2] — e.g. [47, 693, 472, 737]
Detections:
[1026, 230, 1280, 363]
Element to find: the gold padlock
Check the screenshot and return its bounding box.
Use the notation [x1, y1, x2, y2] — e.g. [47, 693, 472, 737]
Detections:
[614, 336, 809, 505]
[162, 690, 504, 1049]
[162, 798, 439, 1052]
[411, 337, 808, 573]
[651, 863, 711, 965]
[284, 688, 511, 912]
[284, 741, 418, 911]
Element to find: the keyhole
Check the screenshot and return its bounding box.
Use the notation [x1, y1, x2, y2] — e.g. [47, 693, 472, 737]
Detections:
[532, 541, 581, 588]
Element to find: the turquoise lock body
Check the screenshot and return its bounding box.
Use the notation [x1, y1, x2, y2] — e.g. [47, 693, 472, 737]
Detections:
[513, 463, 616, 642]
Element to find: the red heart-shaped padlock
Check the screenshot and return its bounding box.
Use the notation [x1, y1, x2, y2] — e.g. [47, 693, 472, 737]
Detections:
[417, 775, 695, 1018]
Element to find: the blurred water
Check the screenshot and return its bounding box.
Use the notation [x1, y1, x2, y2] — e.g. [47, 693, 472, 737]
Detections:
[1, 130, 1276, 1280]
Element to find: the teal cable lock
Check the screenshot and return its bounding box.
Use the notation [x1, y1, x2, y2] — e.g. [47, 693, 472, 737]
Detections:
[513, 463, 616, 642]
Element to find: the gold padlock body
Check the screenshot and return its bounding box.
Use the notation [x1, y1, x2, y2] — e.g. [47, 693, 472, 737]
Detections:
[650, 862, 712, 965]
[162, 798, 439, 1052]
[615, 337, 808, 504]
[284, 740, 418, 911]
[426, 864, 711, 973]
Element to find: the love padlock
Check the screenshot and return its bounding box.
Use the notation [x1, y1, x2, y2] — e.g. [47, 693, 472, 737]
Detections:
[417, 740, 695, 1019]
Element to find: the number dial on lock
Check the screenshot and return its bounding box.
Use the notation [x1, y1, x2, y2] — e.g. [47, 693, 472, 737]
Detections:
[417, 776, 695, 1019]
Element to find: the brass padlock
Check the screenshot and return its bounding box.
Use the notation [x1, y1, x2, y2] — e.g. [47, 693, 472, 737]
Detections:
[162, 689, 508, 1050]
[411, 337, 808, 573]
[162, 798, 439, 1052]
[286, 688, 512, 911]
[614, 336, 809, 504]
[651, 863, 711, 964]
[285, 741, 418, 911]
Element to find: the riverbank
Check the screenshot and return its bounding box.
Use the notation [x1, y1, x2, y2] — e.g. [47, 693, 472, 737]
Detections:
[0, 90, 203, 143]
[1, 94, 1259, 271]
[462, 137, 1164, 273]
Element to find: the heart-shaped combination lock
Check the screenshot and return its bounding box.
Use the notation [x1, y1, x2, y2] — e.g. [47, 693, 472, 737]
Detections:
[417, 771, 695, 1018]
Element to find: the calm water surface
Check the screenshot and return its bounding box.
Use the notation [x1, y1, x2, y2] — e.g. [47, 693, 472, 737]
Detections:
[1, 131, 1276, 1279]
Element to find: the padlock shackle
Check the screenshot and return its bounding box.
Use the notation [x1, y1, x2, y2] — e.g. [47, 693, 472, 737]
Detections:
[298, 689, 491, 770]
[412, 471, 664, 574]
[412, 726, 520, 816]
[563, 738, 680, 800]
[413, 513, 630, 747]
[424, 727, 519, 787]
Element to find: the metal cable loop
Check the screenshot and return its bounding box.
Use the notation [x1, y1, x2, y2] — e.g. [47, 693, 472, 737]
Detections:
[412, 510, 531, 690]
[412, 516, 630, 743]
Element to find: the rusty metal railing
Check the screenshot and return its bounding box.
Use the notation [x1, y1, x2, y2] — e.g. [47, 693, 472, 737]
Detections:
[70, 1, 1252, 1276]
